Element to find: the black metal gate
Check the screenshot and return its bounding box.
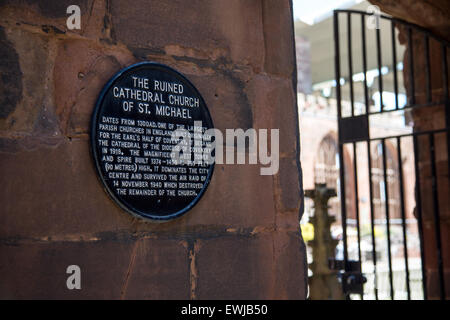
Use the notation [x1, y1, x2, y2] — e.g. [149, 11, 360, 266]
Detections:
[333, 9, 449, 300]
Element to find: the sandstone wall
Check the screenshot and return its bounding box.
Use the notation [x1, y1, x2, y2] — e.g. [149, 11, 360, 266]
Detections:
[0, 0, 307, 299]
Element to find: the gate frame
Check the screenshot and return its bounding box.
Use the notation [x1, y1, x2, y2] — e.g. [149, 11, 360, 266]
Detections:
[333, 9, 450, 300]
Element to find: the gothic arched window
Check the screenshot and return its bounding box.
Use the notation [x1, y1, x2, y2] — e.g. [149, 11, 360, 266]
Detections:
[314, 135, 356, 222]
[371, 142, 401, 223]
[315, 136, 339, 189]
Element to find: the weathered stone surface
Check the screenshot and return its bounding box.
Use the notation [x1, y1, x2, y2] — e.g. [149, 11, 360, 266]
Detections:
[195, 235, 274, 299]
[0, 26, 22, 119]
[0, 240, 134, 299]
[0, 26, 57, 138]
[180, 163, 276, 228]
[369, 0, 450, 41]
[420, 219, 450, 299]
[132, 162, 276, 232]
[52, 41, 254, 136]
[272, 231, 308, 299]
[53, 39, 135, 136]
[0, 139, 276, 239]
[195, 232, 307, 299]
[246, 74, 299, 157]
[123, 239, 190, 299]
[0, 139, 134, 239]
[0, 0, 92, 37]
[110, 0, 265, 70]
[276, 158, 301, 212]
[0, 0, 90, 19]
[426, 269, 450, 300]
[187, 72, 253, 132]
[262, 0, 296, 77]
[0, 0, 306, 299]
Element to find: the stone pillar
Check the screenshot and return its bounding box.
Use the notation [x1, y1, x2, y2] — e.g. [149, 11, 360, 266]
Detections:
[305, 184, 344, 300]
[0, 0, 307, 299]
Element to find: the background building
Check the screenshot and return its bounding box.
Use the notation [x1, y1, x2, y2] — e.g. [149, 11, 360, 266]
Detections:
[295, 0, 450, 299]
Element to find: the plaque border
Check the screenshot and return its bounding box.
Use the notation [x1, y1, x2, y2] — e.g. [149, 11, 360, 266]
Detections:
[90, 61, 215, 222]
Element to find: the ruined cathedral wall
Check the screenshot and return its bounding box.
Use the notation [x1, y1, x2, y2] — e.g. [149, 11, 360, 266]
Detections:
[0, 0, 307, 299]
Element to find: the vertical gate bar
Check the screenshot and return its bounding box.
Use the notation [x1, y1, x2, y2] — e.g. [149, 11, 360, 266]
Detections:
[338, 142, 349, 299]
[381, 139, 395, 299]
[362, 14, 378, 300]
[347, 12, 355, 116]
[361, 15, 369, 115]
[408, 27, 416, 105]
[334, 10, 349, 299]
[376, 26, 384, 111]
[391, 21, 399, 110]
[412, 135, 427, 299]
[424, 35, 432, 103]
[352, 141, 363, 300]
[428, 133, 445, 300]
[334, 11, 342, 118]
[396, 136, 411, 299]
[367, 141, 379, 300]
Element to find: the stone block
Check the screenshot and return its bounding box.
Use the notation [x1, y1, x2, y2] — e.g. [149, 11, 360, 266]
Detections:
[134, 162, 276, 232]
[271, 231, 308, 299]
[0, 0, 93, 37]
[195, 235, 274, 299]
[0, 239, 134, 299]
[123, 238, 190, 299]
[53, 39, 135, 136]
[110, 0, 265, 70]
[261, 0, 296, 77]
[195, 231, 307, 299]
[0, 26, 56, 136]
[187, 72, 253, 133]
[0, 139, 134, 239]
[275, 158, 301, 212]
[245, 74, 299, 157]
[0, 138, 277, 239]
